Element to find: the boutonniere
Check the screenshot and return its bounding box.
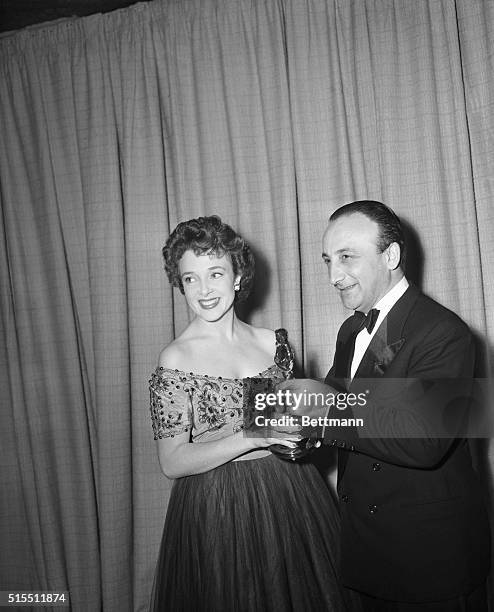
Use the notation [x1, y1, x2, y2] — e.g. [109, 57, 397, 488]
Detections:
[373, 338, 405, 375]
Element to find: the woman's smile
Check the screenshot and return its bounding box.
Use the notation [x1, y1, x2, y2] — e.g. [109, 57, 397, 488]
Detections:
[198, 297, 220, 309]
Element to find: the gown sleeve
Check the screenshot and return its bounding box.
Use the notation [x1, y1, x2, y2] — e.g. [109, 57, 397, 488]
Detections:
[149, 369, 192, 440]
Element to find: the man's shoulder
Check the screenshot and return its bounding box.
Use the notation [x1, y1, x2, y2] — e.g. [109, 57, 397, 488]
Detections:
[404, 286, 470, 335]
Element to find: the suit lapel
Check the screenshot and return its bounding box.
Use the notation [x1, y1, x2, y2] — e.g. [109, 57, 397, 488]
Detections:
[330, 314, 361, 384]
[353, 326, 405, 379]
[333, 335, 355, 380]
[334, 285, 419, 484]
[351, 284, 419, 381]
[331, 285, 419, 385]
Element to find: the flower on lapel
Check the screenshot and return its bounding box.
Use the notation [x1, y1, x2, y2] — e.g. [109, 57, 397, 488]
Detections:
[373, 338, 405, 375]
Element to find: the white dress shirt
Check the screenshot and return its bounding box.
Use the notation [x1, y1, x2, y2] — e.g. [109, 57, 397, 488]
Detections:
[350, 276, 409, 379]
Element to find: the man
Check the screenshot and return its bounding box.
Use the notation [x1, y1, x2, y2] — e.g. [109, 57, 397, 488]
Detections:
[280, 201, 491, 610]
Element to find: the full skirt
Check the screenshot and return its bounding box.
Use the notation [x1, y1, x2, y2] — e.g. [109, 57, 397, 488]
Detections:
[150, 454, 347, 611]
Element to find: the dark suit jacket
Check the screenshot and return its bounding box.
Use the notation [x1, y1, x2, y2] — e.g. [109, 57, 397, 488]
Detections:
[324, 284, 491, 602]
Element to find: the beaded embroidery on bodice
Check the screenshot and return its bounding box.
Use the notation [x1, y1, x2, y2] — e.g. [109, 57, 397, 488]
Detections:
[149, 328, 293, 443]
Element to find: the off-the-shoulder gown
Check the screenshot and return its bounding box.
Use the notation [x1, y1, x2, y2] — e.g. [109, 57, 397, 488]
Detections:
[148, 329, 346, 611]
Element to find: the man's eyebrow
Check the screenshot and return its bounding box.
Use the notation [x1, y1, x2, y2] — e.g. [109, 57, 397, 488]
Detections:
[322, 248, 357, 259]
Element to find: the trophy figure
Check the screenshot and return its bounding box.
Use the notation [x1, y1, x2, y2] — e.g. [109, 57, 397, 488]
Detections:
[268, 330, 320, 461]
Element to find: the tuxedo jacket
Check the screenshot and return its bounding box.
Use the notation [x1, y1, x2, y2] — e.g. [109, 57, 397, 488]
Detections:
[324, 284, 491, 603]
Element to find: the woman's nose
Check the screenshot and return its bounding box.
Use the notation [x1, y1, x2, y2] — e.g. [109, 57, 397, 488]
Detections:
[199, 279, 211, 295]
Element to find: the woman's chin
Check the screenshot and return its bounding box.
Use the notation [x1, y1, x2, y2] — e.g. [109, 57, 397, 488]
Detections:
[194, 306, 227, 323]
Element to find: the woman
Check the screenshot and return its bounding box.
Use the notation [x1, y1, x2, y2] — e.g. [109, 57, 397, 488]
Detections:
[149, 216, 346, 611]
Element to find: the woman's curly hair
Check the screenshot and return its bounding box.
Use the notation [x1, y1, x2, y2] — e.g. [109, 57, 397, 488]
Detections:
[162, 215, 255, 303]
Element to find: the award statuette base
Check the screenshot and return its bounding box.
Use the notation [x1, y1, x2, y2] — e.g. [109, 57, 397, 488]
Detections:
[269, 437, 321, 462]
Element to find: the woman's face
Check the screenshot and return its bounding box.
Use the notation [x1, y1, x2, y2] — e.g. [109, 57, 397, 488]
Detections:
[178, 249, 240, 322]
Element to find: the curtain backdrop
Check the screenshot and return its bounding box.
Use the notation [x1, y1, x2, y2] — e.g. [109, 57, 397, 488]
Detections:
[1, 0, 493, 610]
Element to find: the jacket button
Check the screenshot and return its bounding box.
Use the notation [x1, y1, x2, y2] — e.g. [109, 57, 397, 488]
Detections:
[372, 462, 381, 471]
[341, 494, 350, 503]
[368, 504, 378, 514]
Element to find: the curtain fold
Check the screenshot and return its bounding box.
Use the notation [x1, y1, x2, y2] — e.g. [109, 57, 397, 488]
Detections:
[284, 0, 492, 373]
[456, 0, 494, 347]
[0, 1, 493, 610]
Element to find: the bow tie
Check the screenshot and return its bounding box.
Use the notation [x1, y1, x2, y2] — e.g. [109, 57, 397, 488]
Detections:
[353, 308, 380, 334]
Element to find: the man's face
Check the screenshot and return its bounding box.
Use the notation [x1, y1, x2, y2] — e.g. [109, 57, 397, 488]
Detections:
[322, 212, 395, 313]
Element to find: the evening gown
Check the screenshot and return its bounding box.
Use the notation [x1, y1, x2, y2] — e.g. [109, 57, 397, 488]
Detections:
[149, 329, 346, 611]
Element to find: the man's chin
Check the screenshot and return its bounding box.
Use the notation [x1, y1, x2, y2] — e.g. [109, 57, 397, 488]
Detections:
[337, 286, 361, 310]
[340, 297, 359, 311]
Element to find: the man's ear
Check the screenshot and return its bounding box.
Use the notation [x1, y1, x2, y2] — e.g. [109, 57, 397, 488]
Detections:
[385, 242, 401, 270]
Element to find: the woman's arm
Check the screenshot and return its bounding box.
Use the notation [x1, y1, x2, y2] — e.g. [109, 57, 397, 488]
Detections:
[156, 430, 295, 479]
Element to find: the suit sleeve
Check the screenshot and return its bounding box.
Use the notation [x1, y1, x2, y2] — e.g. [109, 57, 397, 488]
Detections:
[322, 316, 476, 468]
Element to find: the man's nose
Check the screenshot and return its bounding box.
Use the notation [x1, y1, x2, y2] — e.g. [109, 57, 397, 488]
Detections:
[329, 262, 344, 286]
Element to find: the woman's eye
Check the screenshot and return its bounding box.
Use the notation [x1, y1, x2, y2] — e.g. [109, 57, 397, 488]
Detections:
[211, 272, 223, 279]
[183, 276, 195, 284]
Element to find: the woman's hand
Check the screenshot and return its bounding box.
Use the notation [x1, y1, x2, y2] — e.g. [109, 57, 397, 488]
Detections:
[242, 431, 300, 450]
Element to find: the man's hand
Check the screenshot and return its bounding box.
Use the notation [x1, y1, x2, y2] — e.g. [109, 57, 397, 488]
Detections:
[274, 378, 338, 418]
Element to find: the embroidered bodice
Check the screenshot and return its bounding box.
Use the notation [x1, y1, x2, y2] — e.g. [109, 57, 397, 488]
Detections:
[149, 329, 293, 443]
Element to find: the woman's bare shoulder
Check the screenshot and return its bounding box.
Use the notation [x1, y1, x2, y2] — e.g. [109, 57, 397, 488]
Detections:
[244, 324, 276, 353]
[157, 336, 193, 370]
